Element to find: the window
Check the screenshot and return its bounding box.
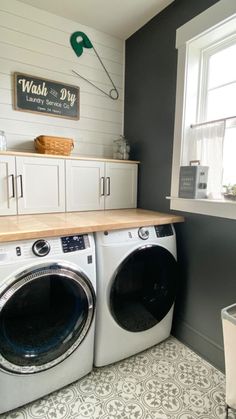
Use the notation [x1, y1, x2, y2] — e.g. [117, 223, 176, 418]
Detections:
[200, 40, 236, 189]
[201, 41, 236, 121]
[170, 0, 236, 219]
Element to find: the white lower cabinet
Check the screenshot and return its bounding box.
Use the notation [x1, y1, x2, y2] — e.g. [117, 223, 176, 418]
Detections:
[105, 162, 137, 210]
[16, 156, 65, 214]
[0, 156, 17, 216]
[0, 153, 138, 215]
[65, 159, 137, 211]
[66, 160, 105, 211]
[0, 155, 65, 215]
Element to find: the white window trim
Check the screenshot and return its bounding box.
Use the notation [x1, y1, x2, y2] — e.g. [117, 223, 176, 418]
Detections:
[170, 0, 236, 220]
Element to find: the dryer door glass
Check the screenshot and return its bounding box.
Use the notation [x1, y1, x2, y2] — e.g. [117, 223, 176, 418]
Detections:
[110, 245, 177, 332]
[0, 264, 95, 373]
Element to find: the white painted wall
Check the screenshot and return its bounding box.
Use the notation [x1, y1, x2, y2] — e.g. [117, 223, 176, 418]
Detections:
[0, 0, 124, 157]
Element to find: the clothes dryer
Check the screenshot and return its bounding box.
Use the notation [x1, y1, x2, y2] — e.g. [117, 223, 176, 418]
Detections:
[94, 225, 177, 366]
[0, 233, 96, 414]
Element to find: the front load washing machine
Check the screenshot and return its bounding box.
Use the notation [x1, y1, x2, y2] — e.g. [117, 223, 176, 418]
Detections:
[0, 233, 96, 414]
[94, 224, 178, 367]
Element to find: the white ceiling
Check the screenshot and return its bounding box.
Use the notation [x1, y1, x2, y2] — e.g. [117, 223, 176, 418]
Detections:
[17, 0, 174, 39]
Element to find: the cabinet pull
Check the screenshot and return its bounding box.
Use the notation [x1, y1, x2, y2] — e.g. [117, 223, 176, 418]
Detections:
[106, 176, 111, 196]
[19, 175, 24, 198]
[10, 174, 15, 198]
[100, 177, 105, 196]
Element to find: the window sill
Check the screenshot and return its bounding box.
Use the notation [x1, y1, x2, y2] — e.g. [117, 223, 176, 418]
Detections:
[167, 196, 236, 220]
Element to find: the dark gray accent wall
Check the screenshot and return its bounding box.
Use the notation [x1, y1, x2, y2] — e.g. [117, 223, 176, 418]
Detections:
[124, 0, 236, 371]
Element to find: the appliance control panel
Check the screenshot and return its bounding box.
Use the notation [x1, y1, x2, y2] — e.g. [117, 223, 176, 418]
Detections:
[61, 235, 89, 253]
[155, 224, 173, 237]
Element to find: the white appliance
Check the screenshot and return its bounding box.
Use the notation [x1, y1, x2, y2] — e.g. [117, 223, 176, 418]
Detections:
[0, 233, 96, 414]
[94, 225, 177, 367]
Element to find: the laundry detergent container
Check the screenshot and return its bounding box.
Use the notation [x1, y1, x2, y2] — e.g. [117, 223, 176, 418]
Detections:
[222, 303, 236, 410]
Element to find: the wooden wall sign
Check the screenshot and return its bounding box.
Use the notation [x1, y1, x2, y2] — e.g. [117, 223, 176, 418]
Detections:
[14, 73, 80, 120]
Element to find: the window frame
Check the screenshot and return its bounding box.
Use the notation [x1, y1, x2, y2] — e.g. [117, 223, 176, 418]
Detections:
[170, 0, 236, 220]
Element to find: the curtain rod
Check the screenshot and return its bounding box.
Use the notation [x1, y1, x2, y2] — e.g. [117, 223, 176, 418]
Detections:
[190, 115, 236, 128]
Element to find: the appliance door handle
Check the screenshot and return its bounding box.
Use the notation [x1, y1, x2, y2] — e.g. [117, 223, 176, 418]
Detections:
[9, 174, 15, 198]
[106, 177, 111, 196]
[19, 174, 24, 198]
[100, 177, 105, 196]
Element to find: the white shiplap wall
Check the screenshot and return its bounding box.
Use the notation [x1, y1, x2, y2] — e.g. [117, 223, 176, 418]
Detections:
[0, 0, 124, 157]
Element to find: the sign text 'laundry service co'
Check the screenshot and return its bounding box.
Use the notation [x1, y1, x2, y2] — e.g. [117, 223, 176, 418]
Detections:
[14, 73, 80, 120]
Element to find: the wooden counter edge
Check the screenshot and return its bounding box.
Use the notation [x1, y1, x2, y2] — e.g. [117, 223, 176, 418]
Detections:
[0, 150, 140, 164]
[0, 210, 184, 243]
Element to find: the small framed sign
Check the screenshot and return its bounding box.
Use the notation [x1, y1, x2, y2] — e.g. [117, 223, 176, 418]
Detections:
[14, 73, 80, 120]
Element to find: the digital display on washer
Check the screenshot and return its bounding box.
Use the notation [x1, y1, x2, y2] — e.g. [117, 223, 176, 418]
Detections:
[155, 224, 173, 237]
[61, 235, 86, 252]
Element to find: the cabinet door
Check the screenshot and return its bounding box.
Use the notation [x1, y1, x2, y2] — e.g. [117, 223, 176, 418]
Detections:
[66, 160, 105, 211]
[16, 156, 65, 214]
[105, 162, 137, 209]
[0, 156, 17, 215]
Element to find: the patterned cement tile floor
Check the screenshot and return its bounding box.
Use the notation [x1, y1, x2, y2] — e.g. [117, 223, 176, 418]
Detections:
[1, 336, 234, 419]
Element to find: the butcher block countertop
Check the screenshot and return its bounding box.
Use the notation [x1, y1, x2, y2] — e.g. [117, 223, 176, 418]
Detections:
[0, 209, 184, 243]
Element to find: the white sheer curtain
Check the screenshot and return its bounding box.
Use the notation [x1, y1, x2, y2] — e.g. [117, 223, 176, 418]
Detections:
[186, 121, 225, 199]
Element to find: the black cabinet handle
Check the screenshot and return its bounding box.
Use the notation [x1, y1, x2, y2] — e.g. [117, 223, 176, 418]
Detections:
[19, 175, 23, 198]
[100, 177, 105, 196]
[10, 174, 15, 198]
[106, 177, 111, 196]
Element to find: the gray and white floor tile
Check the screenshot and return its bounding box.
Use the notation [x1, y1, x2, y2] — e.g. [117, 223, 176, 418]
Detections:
[1, 336, 234, 419]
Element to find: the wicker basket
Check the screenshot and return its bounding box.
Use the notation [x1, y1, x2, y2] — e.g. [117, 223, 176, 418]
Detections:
[34, 135, 74, 156]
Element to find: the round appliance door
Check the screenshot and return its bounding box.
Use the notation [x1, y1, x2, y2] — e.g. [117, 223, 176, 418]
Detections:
[0, 263, 95, 374]
[110, 245, 177, 332]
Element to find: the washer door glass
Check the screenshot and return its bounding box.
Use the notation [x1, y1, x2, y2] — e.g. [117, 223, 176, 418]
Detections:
[0, 264, 95, 373]
[110, 245, 177, 332]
